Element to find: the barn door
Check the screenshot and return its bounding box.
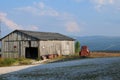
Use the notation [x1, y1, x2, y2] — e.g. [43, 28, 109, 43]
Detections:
[25, 47, 38, 59]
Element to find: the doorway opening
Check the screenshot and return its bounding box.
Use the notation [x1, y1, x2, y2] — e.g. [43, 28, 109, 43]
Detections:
[25, 47, 38, 59]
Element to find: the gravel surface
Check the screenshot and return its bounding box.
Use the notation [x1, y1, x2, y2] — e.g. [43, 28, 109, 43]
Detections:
[0, 57, 120, 80]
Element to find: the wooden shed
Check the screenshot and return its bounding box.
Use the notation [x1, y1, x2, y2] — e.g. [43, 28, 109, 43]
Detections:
[1, 30, 75, 59]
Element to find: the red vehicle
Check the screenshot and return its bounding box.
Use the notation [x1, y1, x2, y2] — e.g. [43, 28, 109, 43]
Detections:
[79, 46, 90, 57]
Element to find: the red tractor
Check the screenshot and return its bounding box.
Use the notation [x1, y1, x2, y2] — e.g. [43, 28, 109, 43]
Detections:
[79, 46, 90, 57]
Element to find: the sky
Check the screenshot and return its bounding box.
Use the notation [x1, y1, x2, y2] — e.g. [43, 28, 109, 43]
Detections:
[0, 0, 120, 37]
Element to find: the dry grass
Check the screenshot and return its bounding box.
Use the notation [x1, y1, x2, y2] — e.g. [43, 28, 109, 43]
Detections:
[90, 52, 120, 58]
[0, 58, 33, 67]
[0, 52, 120, 67]
[49, 52, 120, 63]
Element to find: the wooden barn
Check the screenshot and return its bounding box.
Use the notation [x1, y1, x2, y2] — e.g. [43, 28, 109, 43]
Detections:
[1, 30, 75, 59]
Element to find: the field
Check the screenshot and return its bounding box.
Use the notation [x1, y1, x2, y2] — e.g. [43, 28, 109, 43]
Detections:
[0, 52, 120, 67]
[0, 57, 120, 80]
[90, 52, 120, 58]
[48, 52, 120, 63]
[0, 52, 120, 80]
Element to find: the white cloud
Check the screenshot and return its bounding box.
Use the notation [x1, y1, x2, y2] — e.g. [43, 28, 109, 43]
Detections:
[91, 0, 120, 11]
[15, 2, 81, 33]
[35, 2, 45, 9]
[74, 0, 120, 12]
[0, 12, 22, 30]
[16, 2, 59, 17]
[0, 12, 40, 31]
[92, 0, 114, 4]
[109, 0, 114, 4]
[65, 21, 80, 32]
[28, 25, 39, 31]
[91, 0, 114, 11]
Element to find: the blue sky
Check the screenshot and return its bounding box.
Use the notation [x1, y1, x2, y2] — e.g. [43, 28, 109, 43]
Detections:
[0, 0, 120, 37]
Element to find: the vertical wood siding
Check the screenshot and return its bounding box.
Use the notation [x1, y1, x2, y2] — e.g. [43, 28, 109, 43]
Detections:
[1, 31, 75, 58]
[39, 41, 74, 56]
[1, 31, 38, 58]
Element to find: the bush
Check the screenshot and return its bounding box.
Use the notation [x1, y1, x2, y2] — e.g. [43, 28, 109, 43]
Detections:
[75, 41, 80, 53]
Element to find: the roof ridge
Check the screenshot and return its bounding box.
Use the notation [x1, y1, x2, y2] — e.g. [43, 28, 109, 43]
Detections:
[17, 29, 59, 34]
[1, 29, 75, 41]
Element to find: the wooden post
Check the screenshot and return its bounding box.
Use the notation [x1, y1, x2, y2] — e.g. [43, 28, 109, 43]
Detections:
[19, 41, 21, 58]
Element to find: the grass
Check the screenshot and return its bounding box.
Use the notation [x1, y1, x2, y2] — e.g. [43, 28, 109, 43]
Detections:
[0, 58, 16, 67]
[0, 58, 33, 67]
[48, 52, 120, 63]
[90, 52, 120, 58]
[0, 53, 120, 80]
[0, 52, 120, 67]
[48, 54, 82, 63]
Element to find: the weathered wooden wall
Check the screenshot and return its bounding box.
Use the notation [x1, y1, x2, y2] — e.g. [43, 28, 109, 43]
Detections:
[1, 31, 38, 58]
[1, 31, 75, 58]
[39, 41, 74, 56]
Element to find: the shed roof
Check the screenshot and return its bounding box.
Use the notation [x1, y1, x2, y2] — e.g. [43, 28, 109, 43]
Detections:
[1, 30, 75, 41]
[18, 30, 75, 40]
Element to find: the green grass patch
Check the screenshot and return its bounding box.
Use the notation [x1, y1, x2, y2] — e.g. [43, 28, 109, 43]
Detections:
[18, 58, 32, 65]
[0, 58, 33, 67]
[0, 58, 16, 67]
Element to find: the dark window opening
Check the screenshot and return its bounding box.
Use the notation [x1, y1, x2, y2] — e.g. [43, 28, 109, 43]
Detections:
[25, 47, 38, 59]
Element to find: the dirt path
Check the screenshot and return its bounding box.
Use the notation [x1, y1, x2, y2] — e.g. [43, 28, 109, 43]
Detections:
[0, 64, 40, 75]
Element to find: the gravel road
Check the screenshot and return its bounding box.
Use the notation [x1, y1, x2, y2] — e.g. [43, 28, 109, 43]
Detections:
[0, 57, 120, 80]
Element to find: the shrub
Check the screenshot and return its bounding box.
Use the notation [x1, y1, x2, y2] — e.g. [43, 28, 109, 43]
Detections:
[75, 41, 80, 53]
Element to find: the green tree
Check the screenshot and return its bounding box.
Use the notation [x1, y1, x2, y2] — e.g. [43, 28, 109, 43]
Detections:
[75, 41, 80, 53]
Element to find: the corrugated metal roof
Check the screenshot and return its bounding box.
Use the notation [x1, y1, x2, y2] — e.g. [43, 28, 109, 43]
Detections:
[17, 30, 75, 41]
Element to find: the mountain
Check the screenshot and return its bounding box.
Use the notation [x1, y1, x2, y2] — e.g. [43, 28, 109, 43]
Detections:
[74, 36, 120, 51]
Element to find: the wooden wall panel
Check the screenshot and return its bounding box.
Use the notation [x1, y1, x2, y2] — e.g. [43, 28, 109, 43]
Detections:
[1, 31, 75, 58]
[39, 41, 75, 56]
